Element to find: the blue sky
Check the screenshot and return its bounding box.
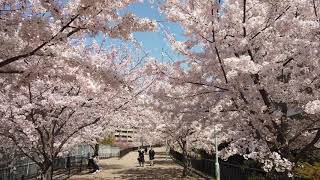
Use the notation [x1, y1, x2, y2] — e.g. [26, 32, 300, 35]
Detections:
[123, 0, 185, 62]
[93, 0, 186, 63]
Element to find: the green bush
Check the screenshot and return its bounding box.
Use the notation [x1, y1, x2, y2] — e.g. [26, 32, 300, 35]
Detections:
[99, 136, 115, 145]
[295, 162, 320, 179]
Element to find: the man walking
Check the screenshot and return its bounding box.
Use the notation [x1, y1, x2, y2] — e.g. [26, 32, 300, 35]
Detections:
[149, 148, 155, 166]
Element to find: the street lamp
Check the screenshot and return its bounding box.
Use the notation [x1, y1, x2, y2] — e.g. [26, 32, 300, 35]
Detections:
[165, 139, 169, 160]
[140, 136, 144, 148]
[214, 126, 220, 180]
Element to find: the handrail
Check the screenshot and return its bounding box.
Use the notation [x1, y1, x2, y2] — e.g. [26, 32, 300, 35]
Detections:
[169, 149, 309, 180]
[119, 144, 161, 158]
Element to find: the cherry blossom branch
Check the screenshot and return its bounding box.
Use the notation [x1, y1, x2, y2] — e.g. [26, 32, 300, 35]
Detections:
[114, 79, 155, 112]
[27, 83, 50, 158]
[53, 109, 76, 137]
[307, 127, 320, 131]
[239, 90, 249, 104]
[282, 57, 294, 67]
[182, 80, 229, 91]
[295, 129, 320, 162]
[0, 69, 24, 74]
[312, 0, 319, 22]
[26, 84, 51, 161]
[30, 111, 50, 162]
[243, 0, 247, 37]
[55, 117, 101, 157]
[0, 10, 85, 68]
[153, 62, 228, 91]
[53, 80, 154, 158]
[1, 133, 42, 167]
[211, 6, 228, 84]
[250, 6, 291, 40]
[288, 117, 320, 144]
[168, 90, 225, 100]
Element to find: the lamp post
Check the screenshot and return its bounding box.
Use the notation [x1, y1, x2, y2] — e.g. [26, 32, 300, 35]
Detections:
[140, 136, 144, 148]
[165, 139, 168, 160]
[214, 126, 220, 180]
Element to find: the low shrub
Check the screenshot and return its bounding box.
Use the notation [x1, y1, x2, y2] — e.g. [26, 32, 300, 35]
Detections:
[295, 162, 320, 179]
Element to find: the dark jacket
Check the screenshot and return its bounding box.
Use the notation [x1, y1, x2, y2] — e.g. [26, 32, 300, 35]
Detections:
[88, 157, 99, 170]
[149, 149, 155, 160]
[138, 150, 145, 162]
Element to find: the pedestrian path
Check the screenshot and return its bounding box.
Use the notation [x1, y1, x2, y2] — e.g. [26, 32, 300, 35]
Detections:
[68, 147, 204, 180]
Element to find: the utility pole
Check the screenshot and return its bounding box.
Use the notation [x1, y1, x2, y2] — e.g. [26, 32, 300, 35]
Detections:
[214, 126, 220, 180]
[140, 136, 143, 148]
[126, 130, 129, 143]
[165, 139, 168, 160]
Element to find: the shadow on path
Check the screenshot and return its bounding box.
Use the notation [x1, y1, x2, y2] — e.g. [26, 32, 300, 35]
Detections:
[68, 147, 204, 180]
[156, 152, 168, 156]
[151, 160, 177, 166]
[155, 156, 170, 159]
[99, 164, 125, 170]
[115, 167, 202, 180]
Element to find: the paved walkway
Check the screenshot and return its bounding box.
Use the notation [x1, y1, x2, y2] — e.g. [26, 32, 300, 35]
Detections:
[68, 147, 204, 180]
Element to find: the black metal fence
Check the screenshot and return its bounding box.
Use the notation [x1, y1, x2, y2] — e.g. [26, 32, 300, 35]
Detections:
[0, 155, 88, 180]
[169, 149, 309, 180]
[0, 144, 121, 180]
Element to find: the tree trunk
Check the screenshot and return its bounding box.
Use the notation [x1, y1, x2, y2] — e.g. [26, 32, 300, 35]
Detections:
[182, 140, 189, 177]
[41, 165, 53, 180]
[94, 143, 99, 157]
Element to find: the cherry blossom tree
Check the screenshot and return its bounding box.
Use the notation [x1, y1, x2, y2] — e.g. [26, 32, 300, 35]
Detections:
[0, 0, 156, 70]
[144, 63, 215, 176]
[0, 43, 148, 178]
[0, 1, 157, 179]
[160, 0, 320, 175]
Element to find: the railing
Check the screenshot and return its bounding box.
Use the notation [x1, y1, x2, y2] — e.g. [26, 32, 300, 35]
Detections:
[169, 149, 309, 180]
[98, 145, 120, 159]
[71, 144, 120, 159]
[0, 144, 159, 179]
[0, 145, 121, 180]
[119, 144, 161, 159]
[119, 147, 139, 158]
[0, 155, 87, 180]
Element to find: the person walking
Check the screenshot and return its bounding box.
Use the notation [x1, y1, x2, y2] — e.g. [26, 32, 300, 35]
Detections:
[149, 148, 155, 166]
[88, 155, 101, 173]
[138, 149, 145, 167]
[137, 149, 141, 166]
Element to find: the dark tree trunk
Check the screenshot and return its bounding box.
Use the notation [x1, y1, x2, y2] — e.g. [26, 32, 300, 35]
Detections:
[94, 143, 99, 157]
[41, 165, 53, 180]
[181, 140, 190, 177]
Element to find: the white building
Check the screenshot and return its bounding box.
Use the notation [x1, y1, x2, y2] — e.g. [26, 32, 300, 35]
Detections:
[114, 128, 137, 143]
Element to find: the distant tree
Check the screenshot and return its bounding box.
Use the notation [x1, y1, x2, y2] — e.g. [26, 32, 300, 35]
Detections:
[0, 1, 157, 179]
[99, 136, 116, 145]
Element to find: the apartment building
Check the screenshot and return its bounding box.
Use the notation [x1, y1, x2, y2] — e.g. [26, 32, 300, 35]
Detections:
[114, 128, 136, 143]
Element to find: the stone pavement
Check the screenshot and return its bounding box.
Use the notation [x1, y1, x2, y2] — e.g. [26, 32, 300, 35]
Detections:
[68, 147, 205, 180]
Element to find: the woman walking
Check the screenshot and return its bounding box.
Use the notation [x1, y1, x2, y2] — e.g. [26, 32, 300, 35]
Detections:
[137, 149, 145, 167]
